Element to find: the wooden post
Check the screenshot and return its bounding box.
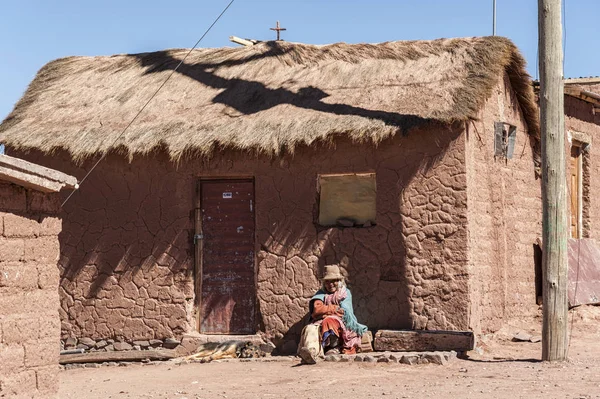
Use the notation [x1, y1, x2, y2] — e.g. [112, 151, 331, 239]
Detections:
[195, 180, 204, 332]
[538, 0, 569, 361]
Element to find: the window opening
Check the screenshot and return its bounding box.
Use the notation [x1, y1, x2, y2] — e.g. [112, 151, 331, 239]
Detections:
[317, 173, 376, 227]
[570, 144, 583, 239]
[494, 122, 517, 159]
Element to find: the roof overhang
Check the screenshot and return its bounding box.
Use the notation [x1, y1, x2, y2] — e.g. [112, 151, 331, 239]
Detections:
[564, 77, 600, 85]
[564, 86, 600, 112]
[0, 154, 77, 193]
[534, 78, 600, 113]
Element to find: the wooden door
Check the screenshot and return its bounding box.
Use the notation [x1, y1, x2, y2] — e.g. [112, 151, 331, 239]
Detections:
[569, 146, 581, 238]
[197, 180, 255, 334]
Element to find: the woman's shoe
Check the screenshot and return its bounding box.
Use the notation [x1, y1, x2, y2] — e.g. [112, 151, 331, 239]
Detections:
[298, 346, 318, 364]
[325, 348, 340, 356]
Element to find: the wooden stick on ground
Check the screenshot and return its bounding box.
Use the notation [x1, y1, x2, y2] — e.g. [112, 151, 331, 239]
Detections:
[59, 349, 178, 364]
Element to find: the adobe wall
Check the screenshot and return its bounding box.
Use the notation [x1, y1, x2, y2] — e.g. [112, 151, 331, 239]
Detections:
[465, 73, 542, 334]
[0, 182, 62, 398]
[564, 95, 600, 239]
[14, 121, 470, 352]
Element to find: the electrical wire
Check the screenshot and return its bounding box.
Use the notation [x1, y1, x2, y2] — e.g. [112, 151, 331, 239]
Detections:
[61, 0, 236, 207]
[536, 44, 539, 81]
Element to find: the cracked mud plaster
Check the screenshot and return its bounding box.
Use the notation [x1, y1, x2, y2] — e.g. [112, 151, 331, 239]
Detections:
[15, 121, 470, 344]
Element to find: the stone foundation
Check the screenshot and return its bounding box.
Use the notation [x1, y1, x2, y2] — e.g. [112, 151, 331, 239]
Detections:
[62, 336, 182, 352]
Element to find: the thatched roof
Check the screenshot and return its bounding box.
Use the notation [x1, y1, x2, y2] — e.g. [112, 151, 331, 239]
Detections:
[0, 36, 538, 161]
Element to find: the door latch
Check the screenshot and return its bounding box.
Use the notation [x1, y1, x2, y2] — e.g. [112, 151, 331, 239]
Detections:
[194, 234, 204, 244]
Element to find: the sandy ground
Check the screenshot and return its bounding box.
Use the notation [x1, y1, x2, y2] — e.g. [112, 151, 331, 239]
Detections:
[60, 306, 600, 399]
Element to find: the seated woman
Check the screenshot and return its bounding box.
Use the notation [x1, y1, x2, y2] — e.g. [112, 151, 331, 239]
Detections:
[298, 265, 368, 364]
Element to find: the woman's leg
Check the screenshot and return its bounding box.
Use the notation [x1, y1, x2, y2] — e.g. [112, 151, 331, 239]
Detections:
[297, 324, 322, 364]
[321, 317, 343, 353]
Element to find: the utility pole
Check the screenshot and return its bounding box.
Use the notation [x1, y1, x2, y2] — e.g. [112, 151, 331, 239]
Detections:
[493, 0, 497, 36]
[538, 0, 568, 361]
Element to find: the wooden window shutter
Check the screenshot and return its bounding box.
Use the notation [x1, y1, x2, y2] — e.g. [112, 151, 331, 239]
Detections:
[506, 125, 517, 159]
[494, 122, 505, 157]
[494, 122, 517, 159]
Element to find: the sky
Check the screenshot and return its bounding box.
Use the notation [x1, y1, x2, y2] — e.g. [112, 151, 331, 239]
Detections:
[0, 0, 598, 121]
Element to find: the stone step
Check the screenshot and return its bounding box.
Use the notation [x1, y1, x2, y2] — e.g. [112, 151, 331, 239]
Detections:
[324, 350, 457, 365]
[361, 330, 374, 353]
[374, 329, 475, 353]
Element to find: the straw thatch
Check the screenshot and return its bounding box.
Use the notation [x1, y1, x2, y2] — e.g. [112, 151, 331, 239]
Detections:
[0, 36, 538, 161]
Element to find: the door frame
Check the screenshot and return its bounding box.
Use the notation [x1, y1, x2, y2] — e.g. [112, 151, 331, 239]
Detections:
[569, 144, 583, 239]
[194, 177, 257, 333]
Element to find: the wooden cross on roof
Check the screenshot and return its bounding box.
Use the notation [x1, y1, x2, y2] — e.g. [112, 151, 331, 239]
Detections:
[270, 21, 286, 41]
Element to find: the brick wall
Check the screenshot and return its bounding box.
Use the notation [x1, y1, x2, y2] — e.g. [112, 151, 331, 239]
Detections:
[466, 73, 542, 333]
[15, 120, 470, 352]
[0, 182, 62, 398]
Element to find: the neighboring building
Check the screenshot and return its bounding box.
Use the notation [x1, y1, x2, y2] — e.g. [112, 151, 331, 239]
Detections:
[563, 78, 600, 240]
[0, 36, 546, 353]
[0, 154, 76, 398]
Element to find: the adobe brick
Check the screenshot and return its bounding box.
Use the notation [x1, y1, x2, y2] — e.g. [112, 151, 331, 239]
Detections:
[35, 366, 59, 398]
[24, 340, 58, 368]
[0, 369, 37, 397]
[37, 315, 60, 342]
[2, 213, 41, 238]
[1, 316, 41, 344]
[0, 182, 27, 213]
[0, 343, 25, 375]
[23, 237, 60, 263]
[0, 262, 38, 290]
[0, 290, 58, 316]
[37, 264, 60, 290]
[0, 238, 25, 261]
[27, 191, 62, 214]
[39, 216, 62, 237]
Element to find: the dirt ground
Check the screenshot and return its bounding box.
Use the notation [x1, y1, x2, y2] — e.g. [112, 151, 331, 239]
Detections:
[60, 306, 600, 399]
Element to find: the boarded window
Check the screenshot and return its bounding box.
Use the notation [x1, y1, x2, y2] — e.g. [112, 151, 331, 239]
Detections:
[318, 173, 376, 227]
[494, 122, 517, 159]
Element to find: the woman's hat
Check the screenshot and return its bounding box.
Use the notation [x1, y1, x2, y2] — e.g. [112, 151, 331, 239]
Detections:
[322, 265, 344, 281]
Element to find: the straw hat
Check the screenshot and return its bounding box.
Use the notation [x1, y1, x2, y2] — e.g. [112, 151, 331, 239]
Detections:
[322, 265, 344, 281]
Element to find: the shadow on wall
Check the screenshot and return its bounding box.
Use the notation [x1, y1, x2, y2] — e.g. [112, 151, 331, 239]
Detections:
[21, 149, 197, 340]
[565, 95, 600, 125]
[252, 129, 464, 354]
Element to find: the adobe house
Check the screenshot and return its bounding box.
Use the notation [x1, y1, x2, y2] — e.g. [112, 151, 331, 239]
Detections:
[562, 78, 600, 240]
[0, 36, 546, 352]
[0, 154, 76, 397]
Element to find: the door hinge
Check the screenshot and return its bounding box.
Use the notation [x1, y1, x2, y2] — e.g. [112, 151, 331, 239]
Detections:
[194, 234, 204, 244]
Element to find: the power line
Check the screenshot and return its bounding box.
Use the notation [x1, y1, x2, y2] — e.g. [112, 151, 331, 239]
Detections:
[61, 0, 236, 207]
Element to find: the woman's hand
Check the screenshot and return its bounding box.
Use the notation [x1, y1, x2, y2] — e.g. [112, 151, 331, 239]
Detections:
[336, 307, 345, 317]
